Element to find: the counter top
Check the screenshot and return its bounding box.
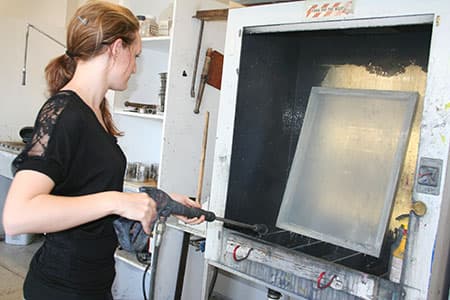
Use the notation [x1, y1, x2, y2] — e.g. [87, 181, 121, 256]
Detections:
[114, 248, 149, 271]
[0, 141, 23, 179]
[123, 179, 157, 192]
[0, 141, 24, 155]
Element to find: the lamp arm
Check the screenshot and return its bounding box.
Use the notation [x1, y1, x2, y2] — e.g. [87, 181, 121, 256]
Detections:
[28, 24, 66, 48]
[22, 23, 66, 86]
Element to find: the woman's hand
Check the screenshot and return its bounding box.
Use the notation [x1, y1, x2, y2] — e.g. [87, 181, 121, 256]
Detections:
[116, 192, 158, 234]
[169, 193, 205, 225]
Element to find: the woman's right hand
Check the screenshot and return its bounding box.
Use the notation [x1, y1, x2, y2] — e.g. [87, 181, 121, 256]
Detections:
[116, 192, 157, 234]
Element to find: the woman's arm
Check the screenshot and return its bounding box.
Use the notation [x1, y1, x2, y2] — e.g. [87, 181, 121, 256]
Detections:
[3, 170, 157, 235]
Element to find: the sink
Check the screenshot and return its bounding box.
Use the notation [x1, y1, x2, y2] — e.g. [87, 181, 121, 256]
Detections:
[0, 142, 23, 179]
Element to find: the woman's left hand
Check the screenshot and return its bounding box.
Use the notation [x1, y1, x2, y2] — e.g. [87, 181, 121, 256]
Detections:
[169, 193, 206, 225]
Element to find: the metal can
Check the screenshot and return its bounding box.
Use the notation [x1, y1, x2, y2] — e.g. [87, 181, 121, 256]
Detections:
[125, 162, 137, 181]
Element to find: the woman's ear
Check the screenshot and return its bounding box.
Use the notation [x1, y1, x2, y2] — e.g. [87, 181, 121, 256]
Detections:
[110, 38, 124, 59]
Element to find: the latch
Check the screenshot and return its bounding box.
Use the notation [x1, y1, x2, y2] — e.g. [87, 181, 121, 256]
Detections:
[396, 201, 427, 220]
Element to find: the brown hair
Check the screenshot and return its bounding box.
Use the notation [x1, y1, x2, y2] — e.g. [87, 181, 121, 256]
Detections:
[45, 0, 139, 136]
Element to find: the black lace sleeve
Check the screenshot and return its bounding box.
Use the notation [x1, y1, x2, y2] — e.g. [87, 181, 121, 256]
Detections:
[13, 92, 80, 184]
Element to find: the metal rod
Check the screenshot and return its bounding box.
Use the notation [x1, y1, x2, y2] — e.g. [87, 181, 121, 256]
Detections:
[22, 25, 30, 85]
[190, 20, 204, 98]
[331, 251, 361, 263]
[22, 23, 66, 86]
[148, 217, 166, 300]
[28, 24, 66, 48]
[215, 216, 258, 231]
[148, 243, 159, 300]
[291, 239, 324, 250]
[264, 229, 286, 236]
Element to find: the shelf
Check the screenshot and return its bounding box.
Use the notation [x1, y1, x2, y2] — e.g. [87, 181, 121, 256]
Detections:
[114, 248, 148, 272]
[0, 141, 25, 154]
[114, 110, 164, 120]
[141, 35, 170, 52]
[141, 35, 170, 42]
[124, 179, 157, 192]
[166, 218, 207, 238]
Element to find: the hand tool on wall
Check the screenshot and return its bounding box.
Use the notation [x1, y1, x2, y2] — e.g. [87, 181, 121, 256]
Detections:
[191, 9, 228, 98]
[193, 50, 224, 113]
[206, 50, 224, 90]
[193, 48, 213, 114]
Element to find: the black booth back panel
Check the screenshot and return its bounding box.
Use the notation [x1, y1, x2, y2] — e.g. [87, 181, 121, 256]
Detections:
[224, 25, 432, 233]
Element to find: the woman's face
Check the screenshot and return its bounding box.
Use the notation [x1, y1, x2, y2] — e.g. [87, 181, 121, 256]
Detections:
[109, 34, 142, 91]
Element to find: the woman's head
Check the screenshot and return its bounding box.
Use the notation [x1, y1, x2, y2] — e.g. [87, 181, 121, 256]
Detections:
[45, 0, 140, 136]
[46, 0, 140, 95]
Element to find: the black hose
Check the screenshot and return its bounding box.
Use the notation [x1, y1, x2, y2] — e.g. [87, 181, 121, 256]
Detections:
[174, 232, 191, 300]
[142, 262, 151, 300]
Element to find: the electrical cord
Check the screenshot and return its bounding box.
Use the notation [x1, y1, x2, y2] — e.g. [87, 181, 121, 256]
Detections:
[317, 271, 337, 289]
[232, 245, 253, 262]
[142, 262, 151, 300]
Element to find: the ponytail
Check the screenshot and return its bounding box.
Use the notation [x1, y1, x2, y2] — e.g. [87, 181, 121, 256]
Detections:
[45, 54, 76, 96]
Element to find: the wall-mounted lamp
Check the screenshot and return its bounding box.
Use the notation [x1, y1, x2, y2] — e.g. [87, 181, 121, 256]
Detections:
[22, 23, 66, 86]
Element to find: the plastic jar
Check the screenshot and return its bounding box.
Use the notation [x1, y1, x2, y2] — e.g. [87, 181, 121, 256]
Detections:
[145, 16, 158, 36]
[136, 15, 148, 37]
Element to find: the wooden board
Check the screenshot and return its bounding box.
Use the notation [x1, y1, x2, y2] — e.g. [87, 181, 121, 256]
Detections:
[194, 9, 228, 21]
[207, 50, 224, 90]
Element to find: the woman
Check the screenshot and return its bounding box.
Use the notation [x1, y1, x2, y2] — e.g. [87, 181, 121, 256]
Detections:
[3, 1, 202, 299]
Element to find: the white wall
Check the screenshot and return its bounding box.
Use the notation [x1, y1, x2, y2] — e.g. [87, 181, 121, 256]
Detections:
[0, 1, 68, 141]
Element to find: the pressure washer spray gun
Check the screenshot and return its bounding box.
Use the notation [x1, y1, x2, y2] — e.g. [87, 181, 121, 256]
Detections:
[141, 186, 268, 235]
[113, 186, 268, 253]
[143, 186, 216, 222]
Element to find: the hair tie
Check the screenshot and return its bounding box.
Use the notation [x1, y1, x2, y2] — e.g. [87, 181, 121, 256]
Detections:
[65, 50, 75, 59]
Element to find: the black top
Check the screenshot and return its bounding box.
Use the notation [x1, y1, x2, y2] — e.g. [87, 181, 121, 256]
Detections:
[14, 91, 126, 299]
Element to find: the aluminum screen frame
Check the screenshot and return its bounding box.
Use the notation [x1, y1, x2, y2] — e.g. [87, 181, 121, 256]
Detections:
[276, 87, 418, 257]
